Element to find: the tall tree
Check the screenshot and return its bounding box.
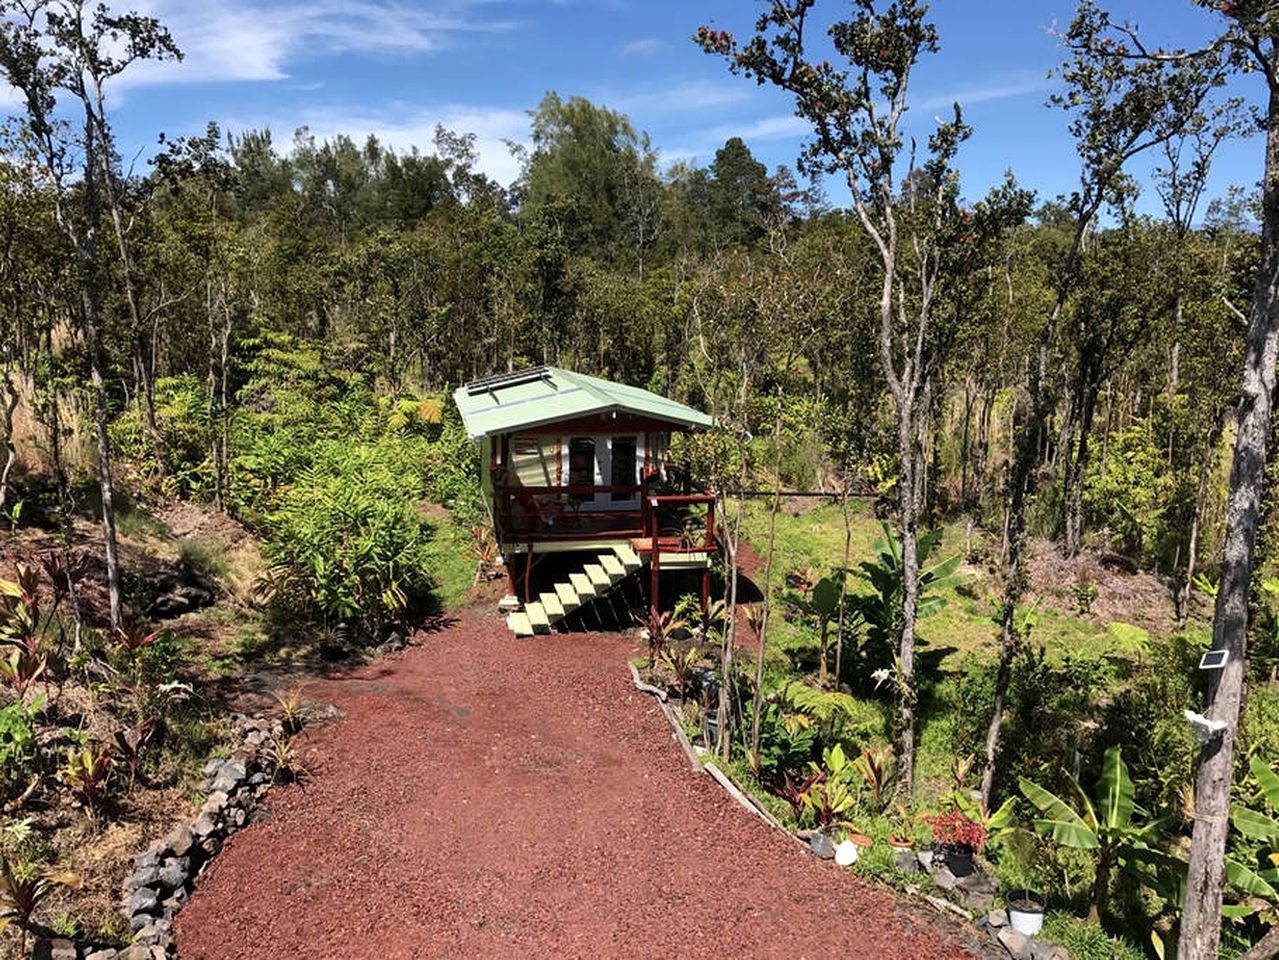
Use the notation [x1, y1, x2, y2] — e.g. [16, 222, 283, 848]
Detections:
[1179, 4, 1279, 957]
[0, 0, 180, 633]
[976, 0, 1221, 808]
[700, 0, 994, 801]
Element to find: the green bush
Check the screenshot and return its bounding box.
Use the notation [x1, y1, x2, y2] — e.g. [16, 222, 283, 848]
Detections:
[0, 698, 41, 801]
[110, 373, 214, 498]
[261, 468, 435, 637]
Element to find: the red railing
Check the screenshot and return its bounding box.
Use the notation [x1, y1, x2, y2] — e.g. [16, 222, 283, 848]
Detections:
[496, 484, 646, 540]
[644, 491, 716, 616]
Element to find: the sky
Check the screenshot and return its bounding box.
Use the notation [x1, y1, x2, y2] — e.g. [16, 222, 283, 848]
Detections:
[18, 0, 1267, 217]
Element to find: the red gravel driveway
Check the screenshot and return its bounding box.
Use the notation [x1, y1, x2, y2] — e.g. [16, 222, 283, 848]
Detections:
[176, 609, 987, 959]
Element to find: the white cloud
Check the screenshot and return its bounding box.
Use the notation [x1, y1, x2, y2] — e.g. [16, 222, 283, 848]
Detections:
[621, 38, 666, 56]
[611, 80, 749, 115]
[223, 102, 531, 185]
[915, 73, 1051, 111]
[115, 0, 518, 90]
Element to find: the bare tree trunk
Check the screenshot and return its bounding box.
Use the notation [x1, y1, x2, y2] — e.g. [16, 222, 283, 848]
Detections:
[82, 267, 123, 634]
[1179, 82, 1279, 960]
[749, 388, 786, 760]
[1178, 417, 1222, 627]
[0, 349, 19, 520]
[206, 278, 223, 512]
[895, 389, 922, 803]
[1064, 385, 1099, 556]
[1238, 924, 1279, 960]
[834, 475, 853, 686]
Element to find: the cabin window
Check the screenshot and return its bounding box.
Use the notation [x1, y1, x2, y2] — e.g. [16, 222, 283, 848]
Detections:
[511, 435, 554, 487]
[568, 437, 595, 501]
[611, 436, 637, 500]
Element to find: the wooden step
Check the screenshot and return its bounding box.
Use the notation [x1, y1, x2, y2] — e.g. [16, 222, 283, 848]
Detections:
[554, 581, 581, 612]
[584, 564, 611, 590]
[569, 572, 597, 599]
[614, 544, 642, 571]
[525, 602, 551, 633]
[599, 554, 626, 581]
[539, 592, 566, 621]
[658, 551, 711, 571]
[507, 611, 534, 637]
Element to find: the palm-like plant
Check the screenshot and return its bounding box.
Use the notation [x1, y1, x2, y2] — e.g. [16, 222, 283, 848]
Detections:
[60, 743, 113, 817]
[658, 646, 701, 702]
[0, 856, 78, 953]
[846, 523, 965, 671]
[632, 608, 686, 658]
[782, 572, 844, 685]
[1019, 746, 1180, 922]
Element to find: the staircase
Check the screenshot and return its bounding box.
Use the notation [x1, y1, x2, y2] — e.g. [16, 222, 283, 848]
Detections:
[506, 544, 644, 637]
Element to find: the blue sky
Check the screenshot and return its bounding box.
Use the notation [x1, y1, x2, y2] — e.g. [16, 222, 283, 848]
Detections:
[42, 0, 1264, 215]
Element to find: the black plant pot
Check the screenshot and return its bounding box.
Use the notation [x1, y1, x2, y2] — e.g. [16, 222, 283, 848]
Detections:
[938, 842, 976, 877]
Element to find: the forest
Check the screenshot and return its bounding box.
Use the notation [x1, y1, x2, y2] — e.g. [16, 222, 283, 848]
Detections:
[0, 0, 1276, 958]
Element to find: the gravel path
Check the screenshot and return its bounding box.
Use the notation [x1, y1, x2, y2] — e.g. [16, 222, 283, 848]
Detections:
[176, 608, 987, 959]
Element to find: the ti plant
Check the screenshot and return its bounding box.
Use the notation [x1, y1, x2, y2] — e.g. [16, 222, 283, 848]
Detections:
[113, 719, 158, 790]
[0, 855, 78, 953]
[770, 769, 824, 822]
[1019, 746, 1182, 922]
[0, 649, 45, 700]
[1223, 756, 1279, 937]
[466, 526, 498, 568]
[853, 745, 895, 812]
[801, 744, 859, 831]
[658, 646, 701, 703]
[271, 685, 310, 736]
[59, 742, 113, 817]
[631, 608, 686, 659]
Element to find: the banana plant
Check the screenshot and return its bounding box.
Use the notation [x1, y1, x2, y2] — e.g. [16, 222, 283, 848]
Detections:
[782, 572, 844, 685]
[1224, 756, 1279, 930]
[845, 523, 966, 671]
[1019, 746, 1181, 922]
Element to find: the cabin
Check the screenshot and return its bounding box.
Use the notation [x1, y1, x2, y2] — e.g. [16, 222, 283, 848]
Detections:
[453, 366, 717, 638]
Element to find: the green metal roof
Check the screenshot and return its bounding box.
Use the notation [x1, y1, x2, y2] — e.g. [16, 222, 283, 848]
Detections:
[453, 366, 714, 440]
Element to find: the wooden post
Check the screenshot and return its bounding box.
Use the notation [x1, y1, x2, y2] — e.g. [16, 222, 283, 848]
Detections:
[650, 545, 661, 619]
[523, 548, 532, 604]
[702, 497, 715, 618]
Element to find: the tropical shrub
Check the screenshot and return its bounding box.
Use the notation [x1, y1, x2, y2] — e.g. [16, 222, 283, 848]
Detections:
[1019, 746, 1183, 922]
[109, 374, 213, 498]
[844, 523, 965, 682]
[260, 471, 435, 637]
[742, 699, 817, 782]
[0, 700, 40, 803]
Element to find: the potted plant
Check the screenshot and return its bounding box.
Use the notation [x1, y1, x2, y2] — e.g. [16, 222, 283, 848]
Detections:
[1005, 888, 1046, 936]
[929, 809, 987, 878]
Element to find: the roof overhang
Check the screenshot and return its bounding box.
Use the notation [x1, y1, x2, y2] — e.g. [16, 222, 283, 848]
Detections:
[452, 365, 713, 441]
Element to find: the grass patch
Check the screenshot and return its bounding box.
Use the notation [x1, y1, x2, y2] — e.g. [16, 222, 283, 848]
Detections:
[178, 537, 230, 582]
[423, 518, 476, 612]
[1040, 911, 1147, 960]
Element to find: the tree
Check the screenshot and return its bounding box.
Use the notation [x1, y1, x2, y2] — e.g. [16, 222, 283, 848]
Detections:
[977, 0, 1221, 809]
[1178, 4, 1279, 957]
[699, 0, 1012, 802]
[0, 0, 181, 633]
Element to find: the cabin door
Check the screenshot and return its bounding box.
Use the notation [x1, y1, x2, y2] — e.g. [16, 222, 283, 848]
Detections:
[563, 435, 642, 512]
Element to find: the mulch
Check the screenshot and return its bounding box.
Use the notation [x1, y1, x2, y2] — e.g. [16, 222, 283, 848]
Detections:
[174, 606, 991, 959]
